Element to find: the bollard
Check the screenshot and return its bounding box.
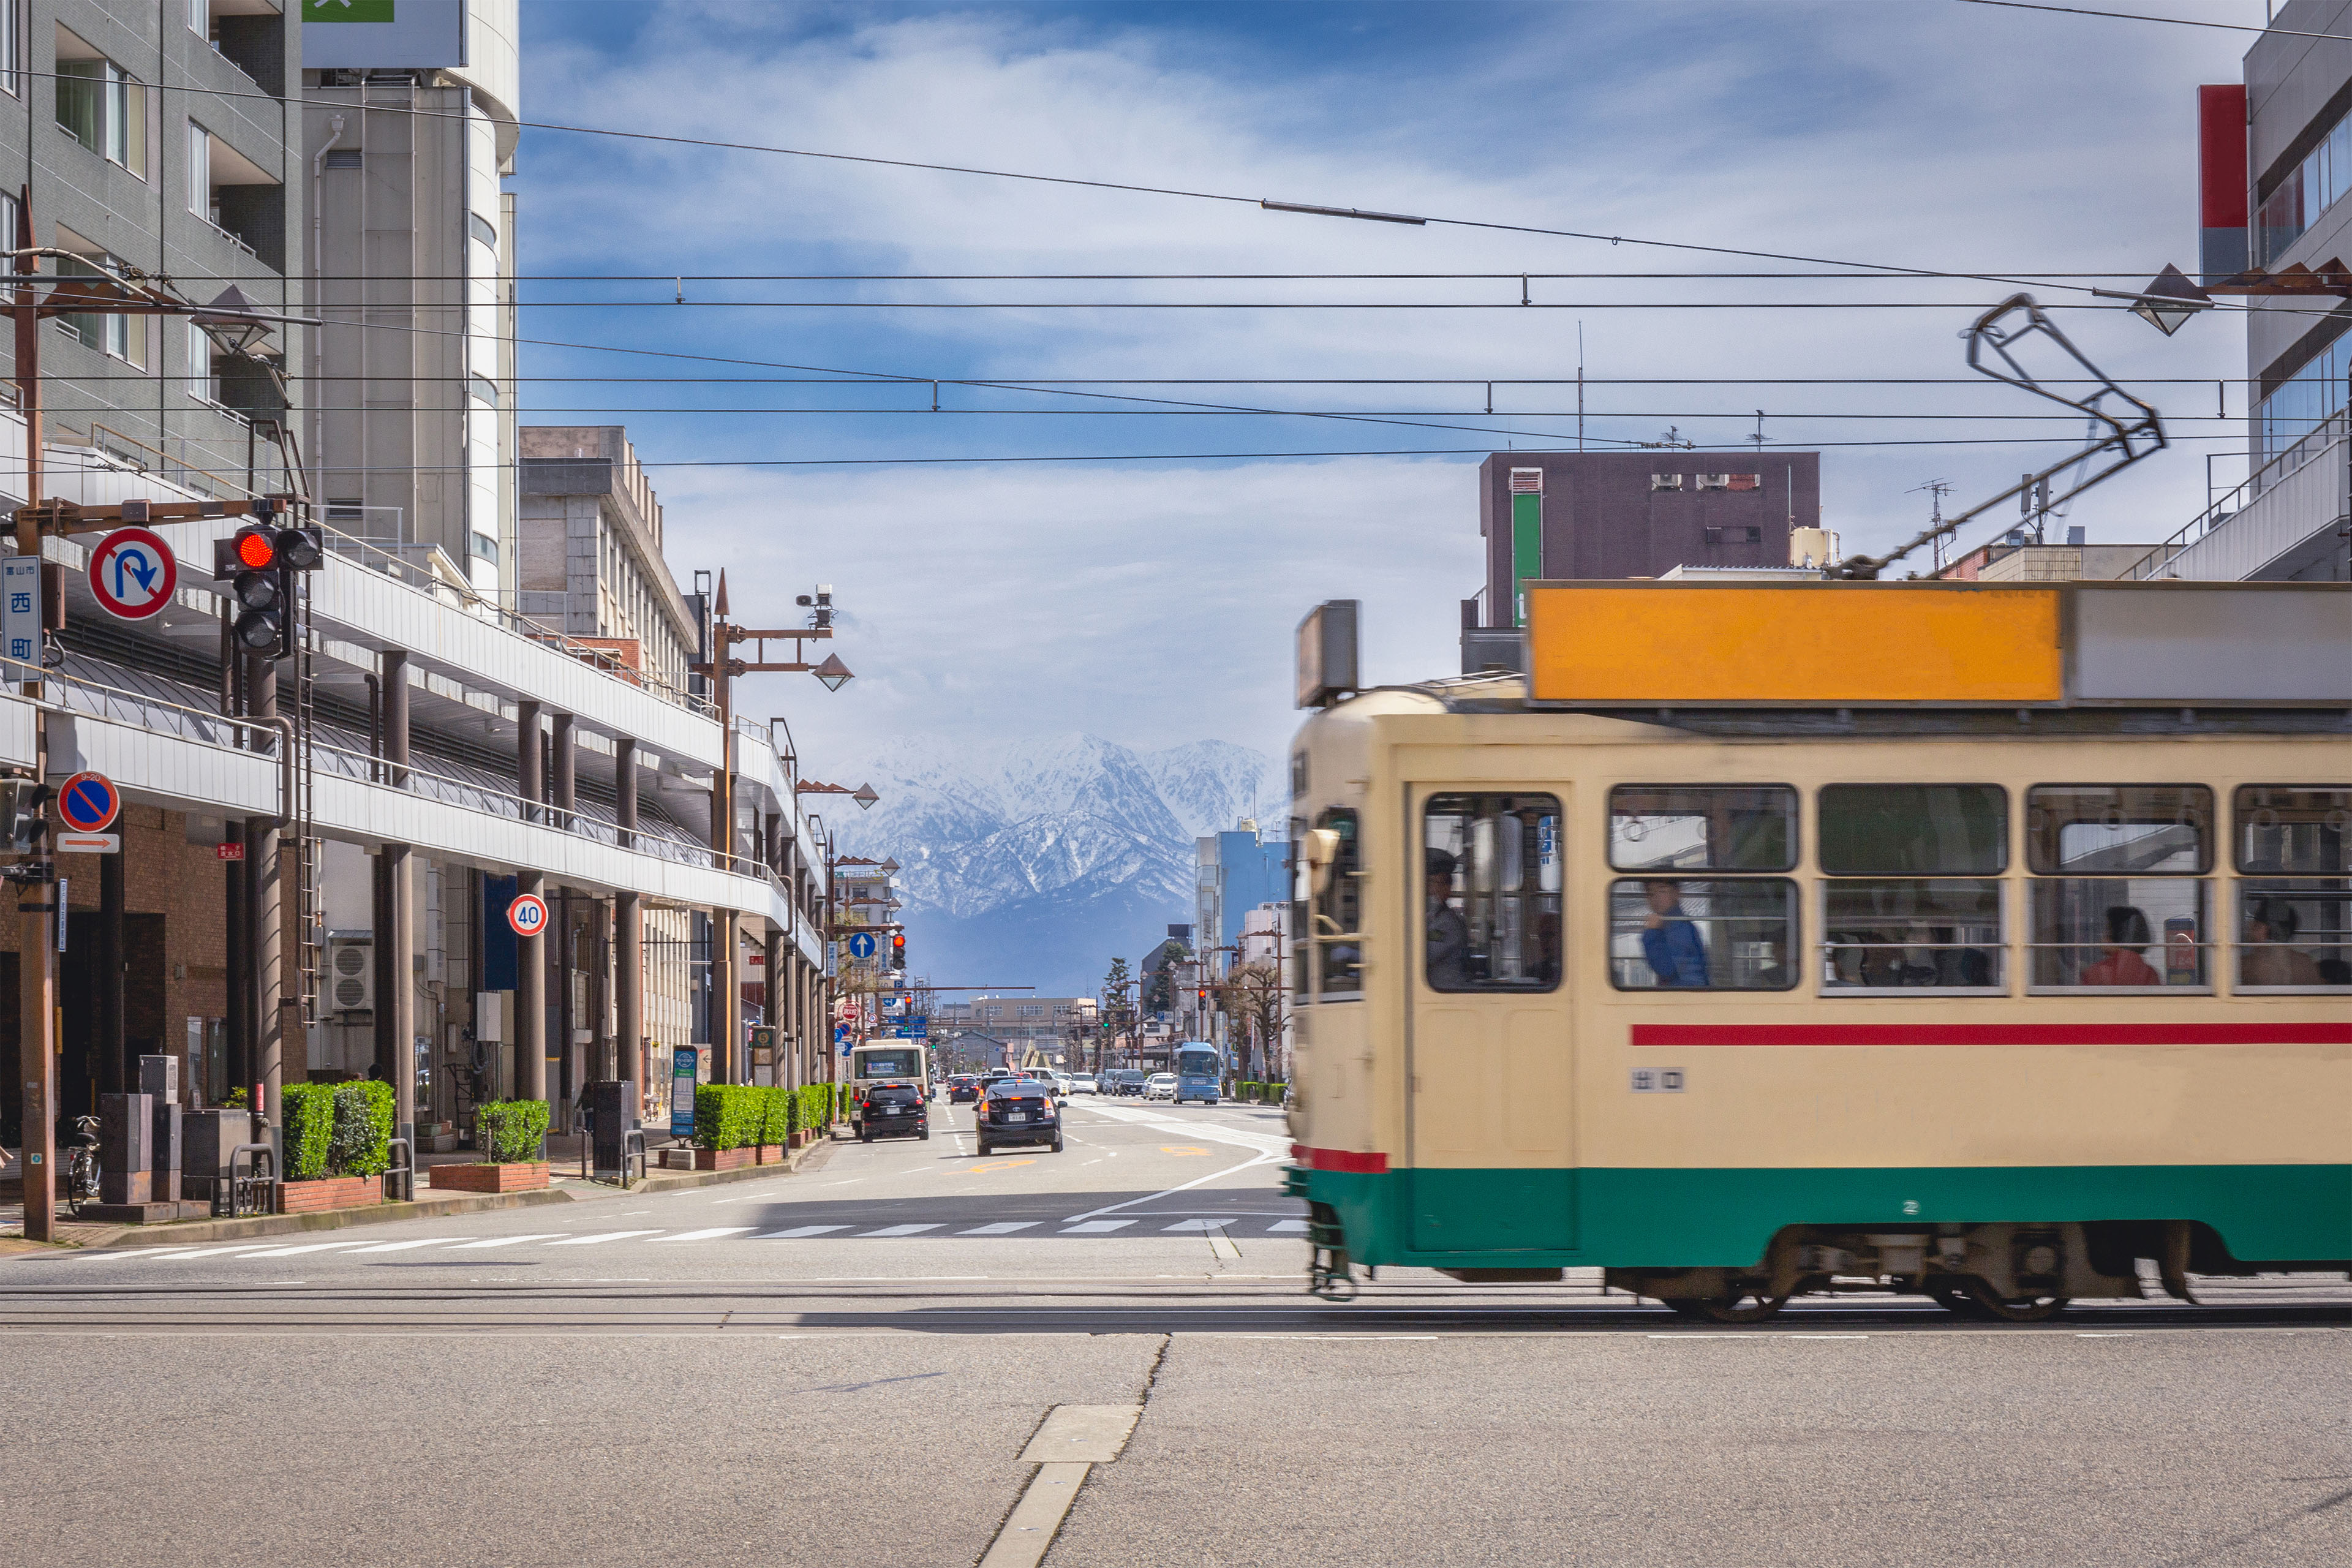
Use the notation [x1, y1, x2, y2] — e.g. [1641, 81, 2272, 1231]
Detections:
[99, 1093, 154, 1207]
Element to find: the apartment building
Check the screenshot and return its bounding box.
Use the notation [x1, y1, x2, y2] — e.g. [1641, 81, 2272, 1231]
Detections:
[302, 0, 519, 600]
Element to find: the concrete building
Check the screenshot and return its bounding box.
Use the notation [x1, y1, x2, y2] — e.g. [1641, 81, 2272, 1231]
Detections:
[1194, 823, 1285, 980]
[519, 427, 699, 695]
[302, 0, 519, 600]
[2143, 5, 2352, 582]
[932, 996, 1095, 1050]
[1473, 450, 1822, 627]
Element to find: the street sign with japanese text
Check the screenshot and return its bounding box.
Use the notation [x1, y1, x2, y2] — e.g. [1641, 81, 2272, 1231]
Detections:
[2, 556, 38, 666]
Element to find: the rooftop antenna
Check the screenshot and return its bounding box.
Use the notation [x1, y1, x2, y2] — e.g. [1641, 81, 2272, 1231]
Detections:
[1748, 410, 1766, 450]
[1909, 479, 1955, 570]
[1577, 320, 1586, 453]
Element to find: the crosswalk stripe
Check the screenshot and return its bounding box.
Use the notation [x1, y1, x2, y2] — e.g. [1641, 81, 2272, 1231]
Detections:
[449, 1233, 565, 1250]
[655, 1227, 755, 1243]
[545, 1230, 663, 1246]
[136, 1245, 289, 1260]
[1159, 1219, 1229, 1232]
[1268, 1219, 1309, 1233]
[755, 1224, 850, 1239]
[340, 1237, 471, 1254]
[858, 1223, 942, 1237]
[74, 1248, 200, 1262]
[959, 1221, 1038, 1235]
[236, 1241, 379, 1259]
[1060, 1220, 1136, 1234]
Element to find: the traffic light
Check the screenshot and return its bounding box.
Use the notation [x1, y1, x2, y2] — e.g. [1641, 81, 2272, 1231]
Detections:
[215, 511, 325, 661]
[890, 932, 906, 971]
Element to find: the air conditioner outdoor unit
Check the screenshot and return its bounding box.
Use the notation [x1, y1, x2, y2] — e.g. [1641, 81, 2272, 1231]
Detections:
[326, 935, 374, 1014]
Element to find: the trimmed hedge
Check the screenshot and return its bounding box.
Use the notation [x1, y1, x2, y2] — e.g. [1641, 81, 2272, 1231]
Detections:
[328, 1080, 395, 1177]
[477, 1099, 550, 1164]
[693, 1084, 770, 1151]
[281, 1082, 336, 1182]
[1235, 1081, 1289, 1104]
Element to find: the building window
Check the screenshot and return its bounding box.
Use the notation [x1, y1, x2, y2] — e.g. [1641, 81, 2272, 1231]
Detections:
[469, 211, 498, 248]
[1423, 793, 1562, 992]
[0, 1, 18, 98]
[57, 48, 145, 178]
[55, 254, 142, 366]
[186, 318, 218, 403]
[2257, 108, 2352, 266]
[186, 121, 209, 216]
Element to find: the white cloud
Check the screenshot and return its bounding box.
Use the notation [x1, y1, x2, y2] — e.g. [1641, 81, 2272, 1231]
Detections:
[516, 0, 2260, 764]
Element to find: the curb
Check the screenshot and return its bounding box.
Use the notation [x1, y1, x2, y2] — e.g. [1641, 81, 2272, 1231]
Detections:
[7, 1126, 848, 1251]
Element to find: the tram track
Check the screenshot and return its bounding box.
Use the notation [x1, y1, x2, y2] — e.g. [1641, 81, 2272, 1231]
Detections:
[3, 1277, 2347, 1336]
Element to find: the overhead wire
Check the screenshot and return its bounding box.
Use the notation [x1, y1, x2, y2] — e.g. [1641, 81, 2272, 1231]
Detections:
[1955, 1, 2352, 43]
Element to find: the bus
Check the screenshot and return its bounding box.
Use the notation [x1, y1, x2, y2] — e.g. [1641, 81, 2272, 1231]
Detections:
[848, 1039, 930, 1134]
[1173, 1040, 1223, 1105]
[1284, 578, 2351, 1319]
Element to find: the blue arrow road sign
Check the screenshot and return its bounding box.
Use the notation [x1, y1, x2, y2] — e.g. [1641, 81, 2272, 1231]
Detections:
[847, 931, 878, 960]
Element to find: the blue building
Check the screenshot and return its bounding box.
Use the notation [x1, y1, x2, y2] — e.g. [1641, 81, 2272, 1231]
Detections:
[1196, 824, 1288, 976]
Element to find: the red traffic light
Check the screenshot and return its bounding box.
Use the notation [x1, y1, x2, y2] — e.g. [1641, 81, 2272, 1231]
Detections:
[234, 527, 277, 570]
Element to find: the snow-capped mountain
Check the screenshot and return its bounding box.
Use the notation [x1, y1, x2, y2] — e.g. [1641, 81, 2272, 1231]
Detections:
[830, 734, 1278, 998]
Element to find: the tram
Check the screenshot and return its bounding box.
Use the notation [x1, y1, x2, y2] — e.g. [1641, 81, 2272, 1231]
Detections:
[1282, 579, 2351, 1320]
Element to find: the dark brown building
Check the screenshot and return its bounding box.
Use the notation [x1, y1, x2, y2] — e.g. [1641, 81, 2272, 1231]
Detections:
[1476, 450, 1821, 623]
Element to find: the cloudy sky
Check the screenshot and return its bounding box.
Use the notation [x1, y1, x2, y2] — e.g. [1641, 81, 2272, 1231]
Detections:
[511, 0, 2259, 771]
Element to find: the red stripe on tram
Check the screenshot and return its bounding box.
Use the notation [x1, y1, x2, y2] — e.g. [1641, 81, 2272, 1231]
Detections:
[1630, 1023, 2352, 1047]
[1292, 1145, 1390, 1174]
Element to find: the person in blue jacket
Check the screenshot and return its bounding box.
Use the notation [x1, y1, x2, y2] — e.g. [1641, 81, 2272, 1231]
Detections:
[1640, 880, 1709, 987]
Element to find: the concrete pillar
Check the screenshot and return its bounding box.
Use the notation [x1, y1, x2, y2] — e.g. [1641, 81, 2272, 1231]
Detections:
[516, 701, 541, 824]
[383, 845, 413, 1147]
[614, 738, 636, 851]
[382, 649, 409, 788]
[763, 812, 780, 875]
[712, 908, 738, 1084]
[516, 869, 546, 1104]
[247, 653, 284, 1134]
[616, 891, 641, 1120]
[99, 850, 124, 1095]
[552, 713, 575, 832]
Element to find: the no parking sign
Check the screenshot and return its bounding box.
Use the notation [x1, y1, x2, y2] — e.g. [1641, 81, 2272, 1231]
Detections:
[507, 892, 549, 938]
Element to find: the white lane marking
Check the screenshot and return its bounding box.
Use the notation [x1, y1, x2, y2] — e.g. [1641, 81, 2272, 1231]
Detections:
[341, 1238, 470, 1254]
[1267, 1219, 1310, 1234]
[545, 1230, 665, 1246]
[858, 1224, 942, 1237]
[72, 1248, 200, 1262]
[1060, 1220, 1136, 1234]
[959, 1222, 1038, 1235]
[1061, 1145, 1280, 1224]
[127, 1245, 293, 1261]
[236, 1241, 380, 1259]
[449, 1233, 567, 1250]
[655, 1227, 756, 1243]
[755, 1224, 850, 1239]
[1159, 1219, 1229, 1232]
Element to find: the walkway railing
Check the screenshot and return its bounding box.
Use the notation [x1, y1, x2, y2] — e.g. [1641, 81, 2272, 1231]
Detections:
[2135, 408, 2349, 579]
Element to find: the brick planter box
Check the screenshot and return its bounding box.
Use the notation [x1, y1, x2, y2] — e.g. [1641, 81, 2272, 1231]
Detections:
[691, 1147, 756, 1172]
[428, 1162, 551, 1194]
[276, 1175, 382, 1215]
[756, 1144, 788, 1166]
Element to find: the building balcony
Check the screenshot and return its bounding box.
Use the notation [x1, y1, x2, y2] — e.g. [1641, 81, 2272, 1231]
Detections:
[2138, 412, 2350, 582]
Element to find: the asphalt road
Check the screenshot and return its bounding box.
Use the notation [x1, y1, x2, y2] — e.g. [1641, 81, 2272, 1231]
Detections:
[6, 1095, 2349, 1567]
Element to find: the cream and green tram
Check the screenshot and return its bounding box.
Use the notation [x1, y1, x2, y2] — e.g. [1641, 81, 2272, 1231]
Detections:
[1282, 580, 2351, 1321]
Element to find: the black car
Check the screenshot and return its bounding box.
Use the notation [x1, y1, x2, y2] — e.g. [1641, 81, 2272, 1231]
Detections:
[948, 1076, 981, 1104]
[861, 1083, 930, 1142]
[1111, 1069, 1149, 1098]
[976, 1078, 1061, 1155]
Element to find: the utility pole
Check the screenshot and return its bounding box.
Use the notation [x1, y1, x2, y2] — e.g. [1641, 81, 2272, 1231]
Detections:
[12, 190, 53, 1242]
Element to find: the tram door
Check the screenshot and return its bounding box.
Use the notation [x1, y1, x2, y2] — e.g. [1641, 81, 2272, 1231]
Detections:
[1409, 790, 1575, 1254]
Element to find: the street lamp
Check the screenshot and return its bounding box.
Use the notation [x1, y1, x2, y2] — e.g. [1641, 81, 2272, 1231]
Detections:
[193, 282, 275, 358]
[852, 782, 879, 810]
[2123, 263, 2214, 337]
[813, 653, 853, 692]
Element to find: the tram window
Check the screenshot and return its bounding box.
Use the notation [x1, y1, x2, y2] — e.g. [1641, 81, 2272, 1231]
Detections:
[1423, 793, 1562, 992]
[1289, 815, 1311, 1004]
[1310, 809, 1363, 998]
[1822, 879, 2003, 991]
[1607, 878, 1796, 990]
[1818, 785, 2005, 875]
[2234, 786, 2351, 873]
[2029, 878, 2209, 989]
[2027, 785, 2212, 875]
[1608, 785, 1796, 872]
[2235, 880, 2352, 990]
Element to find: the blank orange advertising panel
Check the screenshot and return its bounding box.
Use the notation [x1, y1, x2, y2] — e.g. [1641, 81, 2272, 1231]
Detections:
[1524, 583, 2064, 704]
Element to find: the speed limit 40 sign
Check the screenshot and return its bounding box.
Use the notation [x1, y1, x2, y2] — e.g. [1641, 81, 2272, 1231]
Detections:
[507, 892, 549, 938]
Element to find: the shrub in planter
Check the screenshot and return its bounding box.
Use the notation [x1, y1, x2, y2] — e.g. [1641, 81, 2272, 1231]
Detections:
[759, 1086, 793, 1150]
[692, 1084, 766, 1151]
[477, 1099, 551, 1164]
[280, 1082, 336, 1181]
[328, 1080, 394, 1178]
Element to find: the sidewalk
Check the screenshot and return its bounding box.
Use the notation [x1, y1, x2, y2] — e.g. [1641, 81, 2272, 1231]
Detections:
[1, 1128, 845, 1251]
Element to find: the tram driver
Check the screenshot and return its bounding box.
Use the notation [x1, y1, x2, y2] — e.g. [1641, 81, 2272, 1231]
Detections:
[1427, 848, 1469, 989]
[1640, 880, 1709, 987]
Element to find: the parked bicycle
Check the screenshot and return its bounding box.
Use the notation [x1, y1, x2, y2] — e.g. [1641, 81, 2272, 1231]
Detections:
[63, 1115, 100, 1216]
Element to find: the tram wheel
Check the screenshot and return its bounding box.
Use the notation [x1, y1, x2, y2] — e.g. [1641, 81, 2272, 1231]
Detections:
[1962, 1279, 2070, 1322]
[1668, 1289, 1788, 1325]
[1928, 1281, 1994, 1319]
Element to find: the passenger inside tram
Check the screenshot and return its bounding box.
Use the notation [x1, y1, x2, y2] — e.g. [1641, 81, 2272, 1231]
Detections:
[1425, 848, 1468, 989]
[2242, 899, 2325, 986]
[2080, 906, 2161, 986]
[1640, 880, 1709, 986]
